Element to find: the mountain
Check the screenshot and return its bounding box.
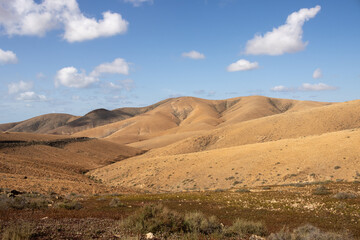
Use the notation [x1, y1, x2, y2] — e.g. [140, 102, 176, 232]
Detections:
[0, 99, 171, 135]
[73, 96, 329, 148]
[3, 95, 360, 193]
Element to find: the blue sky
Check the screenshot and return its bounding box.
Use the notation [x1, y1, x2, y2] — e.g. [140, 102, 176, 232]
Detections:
[0, 0, 359, 123]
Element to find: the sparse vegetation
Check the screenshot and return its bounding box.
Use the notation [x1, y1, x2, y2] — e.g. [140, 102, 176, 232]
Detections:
[268, 224, 351, 240]
[312, 185, 332, 195]
[56, 200, 83, 210]
[224, 219, 267, 238]
[1, 223, 34, 240]
[333, 192, 357, 199]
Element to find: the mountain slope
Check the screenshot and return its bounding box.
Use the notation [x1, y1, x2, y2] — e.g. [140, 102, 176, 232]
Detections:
[145, 99, 360, 157]
[74, 96, 329, 148]
[88, 127, 360, 192]
[0, 132, 145, 194]
[1, 114, 77, 134]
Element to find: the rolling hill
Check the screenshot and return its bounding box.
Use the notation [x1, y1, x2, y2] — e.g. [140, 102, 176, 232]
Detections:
[2, 95, 360, 194]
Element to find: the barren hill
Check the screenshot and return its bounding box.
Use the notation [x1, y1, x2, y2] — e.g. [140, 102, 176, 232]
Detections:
[3, 95, 360, 194]
[0, 132, 145, 194]
[74, 96, 329, 148]
[89, 127, 360, 192]
[0, 99, 171, 135]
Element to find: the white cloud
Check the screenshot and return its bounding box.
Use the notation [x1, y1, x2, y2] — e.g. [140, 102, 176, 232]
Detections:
[55, 58, 131, 88]
[0, 48, 18, 64]
[245, 5, 321, 55]
[182, 51, 205, 60]
[124, 0, 153, 7]
[64, 11, 128, 42]
[312, 68, 323, 79]
[8, 81, 33, 94]
[16, 91, 46, 101]
[300, 83, 337, 91]
[227, 59, 259, 72]
[92, 58, 129, 76]
[0, 0, 128, 42]
[270, 85, 293, 92]
[55, 66, 98, 88]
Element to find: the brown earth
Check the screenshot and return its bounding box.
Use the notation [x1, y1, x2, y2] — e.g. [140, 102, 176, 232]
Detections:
[0, 132, 145, 195]
[1, 96, 360, 194]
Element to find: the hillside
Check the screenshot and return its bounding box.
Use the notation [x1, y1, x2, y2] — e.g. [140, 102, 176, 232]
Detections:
[74, 96, 329, 148]
[89, 127, 360, 192]
[0, 132, 145, 194]
[0, 99, 171, 135]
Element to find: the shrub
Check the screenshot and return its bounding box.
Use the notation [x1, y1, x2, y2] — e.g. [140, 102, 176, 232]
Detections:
[225, 219, 267, 237]
[184, 212, 221, 234]
[312, 185, 332, 195]
[332, 192, 357, 199]
[109, 198, 125, 208]
[120, 204, 184, 235]
[268, 224, 351, 240]
[2, 222, 34, 240]
[56, 200, 83, 210]
[235, 188, 250, 193]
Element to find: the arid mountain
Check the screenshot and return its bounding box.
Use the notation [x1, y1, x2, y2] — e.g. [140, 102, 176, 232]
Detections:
[2, 96, 360, 194]
[0, 114, 77, 134]
[0, 132, 145, 194]
[0, 99, 172, 135]
[73, 96, 329, 148]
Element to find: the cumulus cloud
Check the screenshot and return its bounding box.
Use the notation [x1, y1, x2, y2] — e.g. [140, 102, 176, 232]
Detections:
[299, 83, 337, 91]
[16, 91, 46, 101]
[312, 68, 323, 79]
[124, 0, 153, 7]
[227, 59, 259, 72]
[182, 51, 205, 60]
[55, 67, 97, 88]
[55, 58, 130, 88]
[92, 58, 129, 76]
[0, 0, 128, 42]
[245, 5, 321, 55]
[8, 81, 33, 94]
[64, 11, 128, 42]
[0, 48, 18, 64]
[270, 85, 293, 92]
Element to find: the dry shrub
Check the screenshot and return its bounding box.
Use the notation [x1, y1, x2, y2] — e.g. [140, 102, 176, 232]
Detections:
[109, 198, 125, 208]
[224, 219, 267, 237]
[312, 185, 332, 195]
[184, 212, 221, 234]
[120, 204, 184, 235]
[2, 222, 34, 240]
[268, 224, 351, 240]
[332, 192, 357, 200]
[56, 200, 83, 210]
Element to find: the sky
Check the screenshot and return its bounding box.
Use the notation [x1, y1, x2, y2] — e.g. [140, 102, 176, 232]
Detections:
[0, 0, 359, 123]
